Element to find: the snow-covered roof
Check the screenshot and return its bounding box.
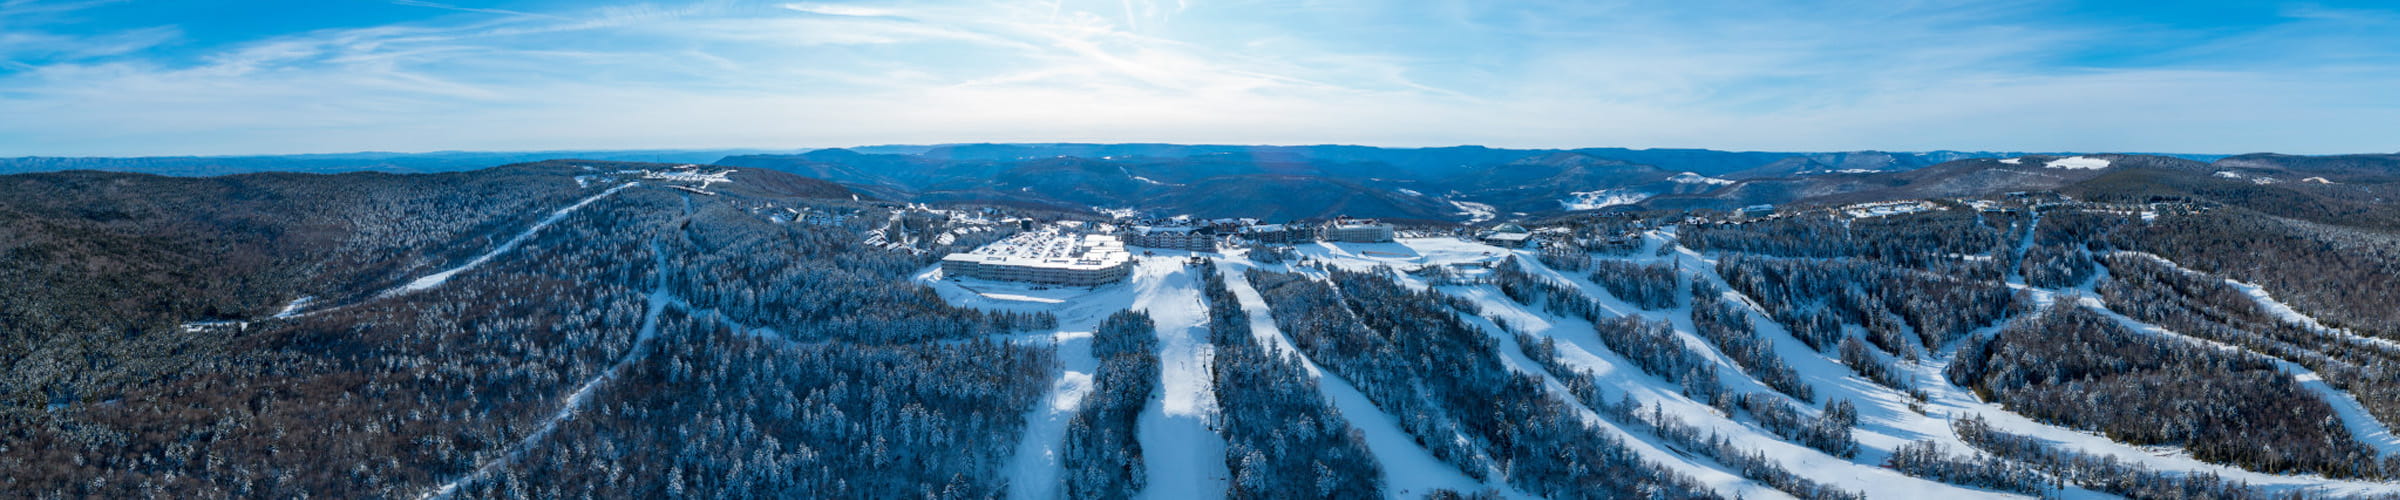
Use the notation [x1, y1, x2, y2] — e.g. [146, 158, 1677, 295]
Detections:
[941, 232, 1131, 270]
[1134, 225, 1200, 234]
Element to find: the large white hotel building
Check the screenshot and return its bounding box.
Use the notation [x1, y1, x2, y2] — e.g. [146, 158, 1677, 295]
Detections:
[940, 231, 1134, 286]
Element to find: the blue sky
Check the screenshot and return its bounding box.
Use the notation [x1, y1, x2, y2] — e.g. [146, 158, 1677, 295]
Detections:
[2, 0, 2395, 156]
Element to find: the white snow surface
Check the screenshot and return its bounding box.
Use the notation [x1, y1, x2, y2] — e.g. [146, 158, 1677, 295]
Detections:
[921, 253, 1231, 499]
[391, 183, 635, 296]
[1999, 158, 2023, 165]
[1561, 188, 1653, 211]
[1215, 259, 1531, 498]
[1450, 200, 1498, 223]
[1668, 172, 1736, 185]
[1491, 238, 2021, 499]
[640, 166, 734, 189]
[270, 296, 315, 319]
[1129, 256, 1233, 500]
[921, 269, 1121, 500]
[1285, 238, 1840, 498]
[2043, 156, 2111, 169]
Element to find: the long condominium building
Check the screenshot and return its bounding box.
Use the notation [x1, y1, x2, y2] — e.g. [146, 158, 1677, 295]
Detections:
[1323, 219, 1395, 243]
[941, 231, 1134, 286]
[1124, 226, 1216, 252]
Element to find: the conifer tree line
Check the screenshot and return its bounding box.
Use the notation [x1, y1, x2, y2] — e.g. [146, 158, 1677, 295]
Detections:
[2119, 211, 2400, 339]
[1248, 268, 1721, 499]
[1587, 259, 1680, 310]
[1946, 415, 2397, 500]
[1515, 333, 1865, 500]
[1197, 264, 1383, 499]
[2099, 252, 2400, 476]
[1061, 310, 1159, 499]
[1690, 280, 1814, 402]
[1716, 254, 2019, 355]
[1948, 304, 2377, 477]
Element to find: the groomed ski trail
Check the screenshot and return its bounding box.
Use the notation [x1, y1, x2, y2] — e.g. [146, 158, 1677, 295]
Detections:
[1216, 259, 1527, 499]
[390, 182, 637, 296]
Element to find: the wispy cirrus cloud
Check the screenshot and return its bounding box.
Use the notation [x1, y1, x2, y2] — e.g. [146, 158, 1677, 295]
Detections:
[0, 0, 2396, 156]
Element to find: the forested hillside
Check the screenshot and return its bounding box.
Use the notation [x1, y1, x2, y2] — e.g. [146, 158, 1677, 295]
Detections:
[0, 162, 1067, 497]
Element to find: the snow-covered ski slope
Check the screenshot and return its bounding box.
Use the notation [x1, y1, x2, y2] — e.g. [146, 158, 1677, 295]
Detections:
[919, 268, 1117, 500]
[921, 256, 1235, 499]
[923, 225, 2400, 498]
[1291, 236, 2002, 499]
[1218, 262, 1530, 499]
[1127, 258, 1233, 500]
[391, 182, 637, 296]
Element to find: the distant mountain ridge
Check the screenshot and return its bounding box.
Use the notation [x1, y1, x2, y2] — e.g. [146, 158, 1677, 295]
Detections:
[0, 149, 808, 176]
[716, 144, 2110, 221]
[3, 144, 2314, 223]
[729, 144, 2272, 220]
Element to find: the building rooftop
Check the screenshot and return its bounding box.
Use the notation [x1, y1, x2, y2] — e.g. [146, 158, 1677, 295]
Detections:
[941, 231, 1131, 271]
[1134, 225, 1200, 235]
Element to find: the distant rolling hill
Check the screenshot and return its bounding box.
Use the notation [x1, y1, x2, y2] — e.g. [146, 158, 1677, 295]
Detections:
[716, 144, 2055, 221]
[7, 144, 2271, 223]
[0, 149, 806, 176]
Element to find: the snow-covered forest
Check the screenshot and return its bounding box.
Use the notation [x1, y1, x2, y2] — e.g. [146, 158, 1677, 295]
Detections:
[12, 159, 2400, 499]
